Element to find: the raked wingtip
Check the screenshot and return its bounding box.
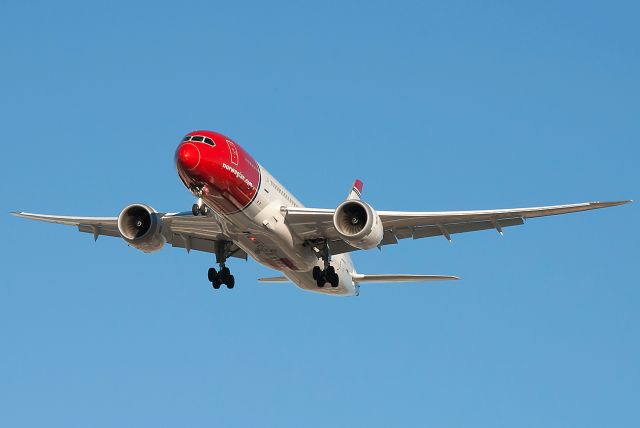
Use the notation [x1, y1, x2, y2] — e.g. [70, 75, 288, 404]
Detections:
[591, 200, 633, 208]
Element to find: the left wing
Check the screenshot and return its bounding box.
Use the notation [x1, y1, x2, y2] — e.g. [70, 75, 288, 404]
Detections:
[283, 200, 631, 254]
[11, 211, 247, 258]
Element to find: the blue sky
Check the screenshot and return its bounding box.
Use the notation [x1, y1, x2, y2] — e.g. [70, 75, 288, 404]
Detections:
[1, 1, 638, 427]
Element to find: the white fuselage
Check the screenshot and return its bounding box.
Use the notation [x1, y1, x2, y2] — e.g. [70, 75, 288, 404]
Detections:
[202, 164, 359, 296]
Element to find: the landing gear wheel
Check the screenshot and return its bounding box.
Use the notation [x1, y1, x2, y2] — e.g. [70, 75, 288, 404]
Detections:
[314, 265, 339, 288]
[212, 279, 222, 289]
[322, 266, 338, 287]
[312, 266, 322, 280]
[226, 275, 235, 289]
[199, 205, 208, 216]
[329, 273, 339, 288]
[192, 203, 200, 216]
[207, 267, 218, 282]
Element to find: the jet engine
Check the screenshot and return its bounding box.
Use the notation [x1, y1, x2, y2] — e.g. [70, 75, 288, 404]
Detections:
[333, 200, 383, 250]
[117, 204, 166, 253]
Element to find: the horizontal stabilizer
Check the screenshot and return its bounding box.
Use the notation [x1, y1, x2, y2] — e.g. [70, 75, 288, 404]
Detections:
[257, 276, 289, 283]
[352, 273, 459, 284]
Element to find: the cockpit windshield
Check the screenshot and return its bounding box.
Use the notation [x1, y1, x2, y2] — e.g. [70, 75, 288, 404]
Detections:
[182, 135, 215, 146]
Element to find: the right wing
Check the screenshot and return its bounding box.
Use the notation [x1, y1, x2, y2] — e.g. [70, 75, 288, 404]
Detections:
[11, 211, 247, 259]
[376, 200, 631, 241]
[283, 200, 631, 254]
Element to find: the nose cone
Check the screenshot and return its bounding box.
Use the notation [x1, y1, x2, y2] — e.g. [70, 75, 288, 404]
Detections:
[176, 143, 200, 171]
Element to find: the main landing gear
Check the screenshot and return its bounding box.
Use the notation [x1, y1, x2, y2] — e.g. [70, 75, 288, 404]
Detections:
[208, 241, 236, 290]
[312, 240, 339, 288]
[313, 265, 339, 288]
[208, 265, 235, 289]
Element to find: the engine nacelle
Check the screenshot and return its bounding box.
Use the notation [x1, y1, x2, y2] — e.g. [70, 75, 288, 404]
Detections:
[333, 200, 383, 250]
[117, 204, 166, 253]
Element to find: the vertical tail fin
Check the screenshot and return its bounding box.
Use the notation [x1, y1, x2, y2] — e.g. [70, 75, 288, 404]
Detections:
[347, 179, 364, 200]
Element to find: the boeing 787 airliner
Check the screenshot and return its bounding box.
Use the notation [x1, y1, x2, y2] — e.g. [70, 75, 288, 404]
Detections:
[12, 130, 630, 296]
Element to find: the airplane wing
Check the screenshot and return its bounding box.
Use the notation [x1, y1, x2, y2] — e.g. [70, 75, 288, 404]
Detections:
[283, 200, 631, 255]
[10, 211, 247, 259]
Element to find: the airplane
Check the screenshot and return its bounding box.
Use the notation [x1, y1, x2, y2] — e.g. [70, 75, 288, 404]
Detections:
[12, 130, 631, 296]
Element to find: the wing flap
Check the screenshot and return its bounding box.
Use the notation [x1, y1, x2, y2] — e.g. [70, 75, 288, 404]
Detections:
[78, 223, 121, 238]
[161, 212, 226, 236]
[168, 233, 247, 259]
[410, 217, 524, 239]
[282, 207, 338, 240]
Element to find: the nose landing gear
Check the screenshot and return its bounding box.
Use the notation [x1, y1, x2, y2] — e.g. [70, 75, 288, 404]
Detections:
[192, 197, 208, 216]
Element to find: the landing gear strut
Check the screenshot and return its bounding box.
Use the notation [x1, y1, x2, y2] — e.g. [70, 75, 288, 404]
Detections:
[311, 240, 339, 288]
[207, 241, 236, 290]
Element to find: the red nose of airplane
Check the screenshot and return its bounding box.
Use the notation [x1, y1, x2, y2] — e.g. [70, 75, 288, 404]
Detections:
[176, 143, 200, 171]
